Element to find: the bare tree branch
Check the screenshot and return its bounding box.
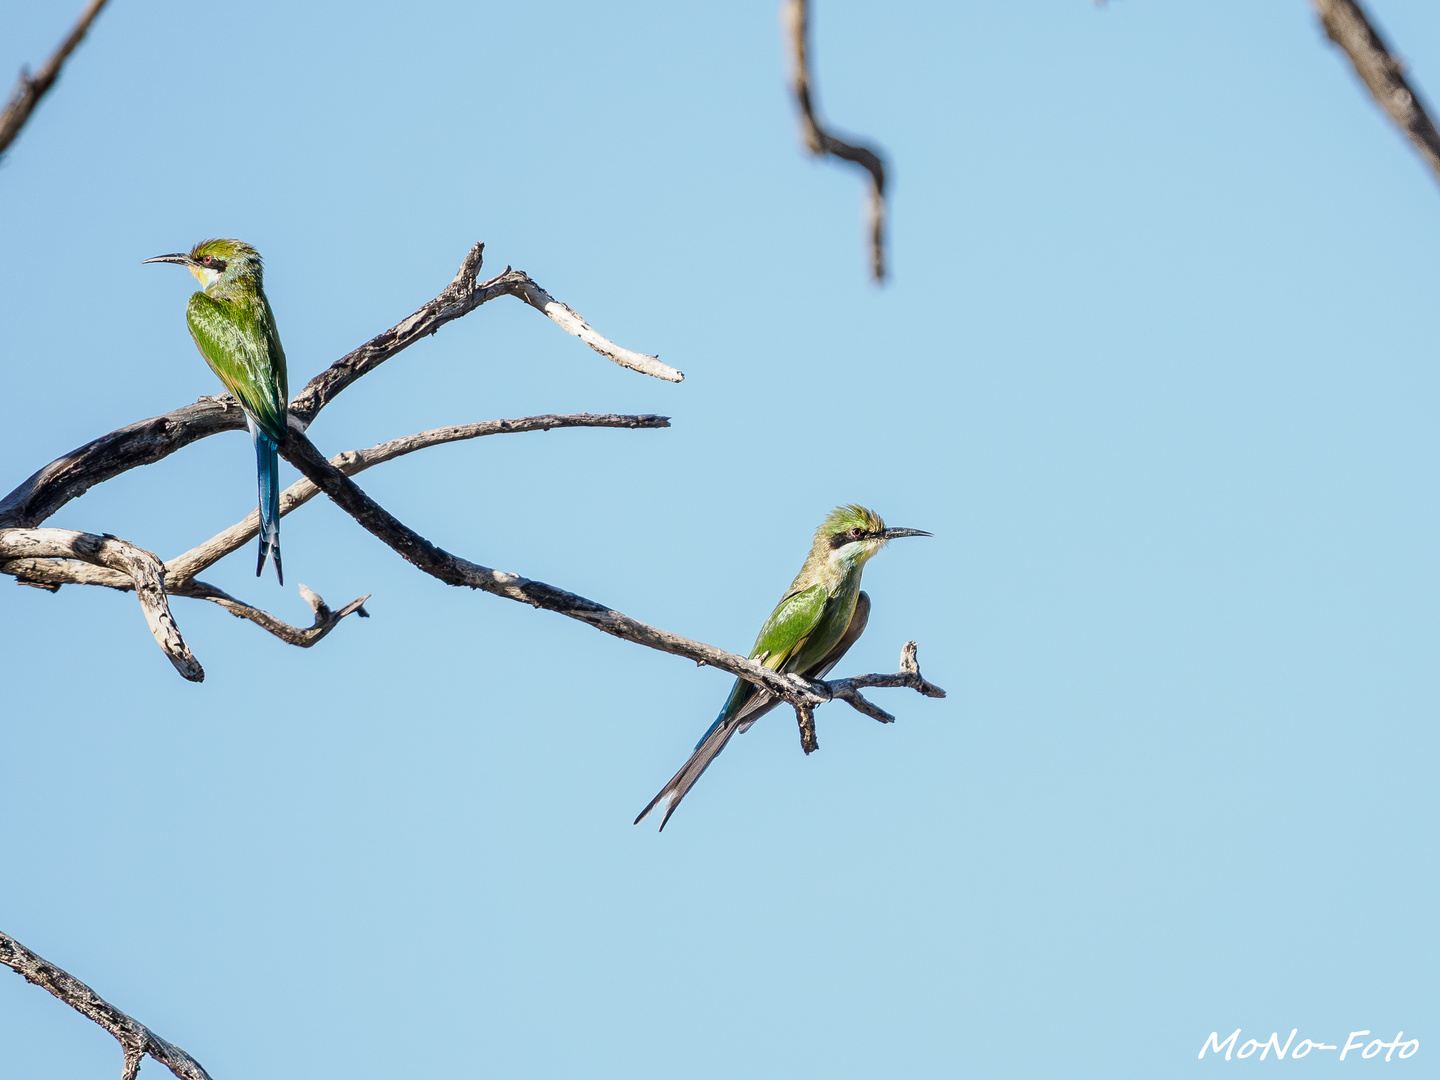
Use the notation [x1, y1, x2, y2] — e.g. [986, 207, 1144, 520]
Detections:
[2, 413, 665, 656]
[0, 930, 213, 1080]
[0, 528, 202, 681]
[279, 427, 944, 723]
[0, 245, 671, 531]
[825, 640, 947, 724]
[782, 0, 889, 282]
[177, 581, 371, 647]
[288, 244, 679, 426]
[0, 0, 110, 158]
[1312, 0, 1440, 184]
[0, 397, 246, 532]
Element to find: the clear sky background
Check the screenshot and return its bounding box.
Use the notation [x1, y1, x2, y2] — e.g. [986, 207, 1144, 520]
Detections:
[2, 1, 1436, 1076]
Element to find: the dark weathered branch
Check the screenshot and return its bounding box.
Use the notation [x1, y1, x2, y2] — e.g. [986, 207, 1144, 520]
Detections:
[0, 0, 110, 158]
[783, 0, 889, 282]
[1312, 0, 1440, 184]
[0, 528, 202, 680]
[0, 245, 672, 531]
[280, 427, 944, 721]
[0, 930, 213, 1080]
[180, 581, 370, 647]
[0, 397, 247, 532]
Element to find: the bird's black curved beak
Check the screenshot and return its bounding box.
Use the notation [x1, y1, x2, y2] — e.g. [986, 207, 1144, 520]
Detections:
[142, 253, 192, 266]
[882, 527, 932, 540]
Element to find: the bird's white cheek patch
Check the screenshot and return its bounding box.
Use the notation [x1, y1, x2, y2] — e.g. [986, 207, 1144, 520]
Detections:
[188, 266, 219, 290]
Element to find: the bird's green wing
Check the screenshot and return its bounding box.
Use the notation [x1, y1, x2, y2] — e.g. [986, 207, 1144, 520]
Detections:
[732, 590, 870, 733]
[711, 582, 830, 728]
[750, 581, 830, 670]
[186, 291, 288, 443]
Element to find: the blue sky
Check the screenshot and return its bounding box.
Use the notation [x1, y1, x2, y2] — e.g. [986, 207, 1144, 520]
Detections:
[1, 1, 1436, 1076]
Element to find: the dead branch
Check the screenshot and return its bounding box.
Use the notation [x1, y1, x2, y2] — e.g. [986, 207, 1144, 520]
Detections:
[164, 413, 671, 585]
[782, 0, 889, 282]
[0, 244, 670, 532]
[824, 640, 947, 724]
[0, 0, 110, 158]
[0, 930, 213, 1080]
[180, 581, 371, 647]
[279, 426, 943, 723]
[2, 413, 665, 659]
[288, 244, 680, 427]
[1312, 0, 1440, 183]
[0, 528, 202, 681]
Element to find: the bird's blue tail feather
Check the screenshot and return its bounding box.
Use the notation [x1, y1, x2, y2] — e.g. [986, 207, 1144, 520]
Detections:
[254, 430, 283, 584]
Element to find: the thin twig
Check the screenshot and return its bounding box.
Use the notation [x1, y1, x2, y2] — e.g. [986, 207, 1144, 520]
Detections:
[0, 528, 202, 681]
[0, 930, 214, 1080]
[782, 0, 889, 282]
[825, 640, 946, 723]
[0, 0, 110, 158]
[1312, 0, 1440, 183]
[165, 413, 670, 584]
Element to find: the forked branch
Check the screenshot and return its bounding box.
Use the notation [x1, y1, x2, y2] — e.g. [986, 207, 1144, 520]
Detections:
[783, 0, 890, 281]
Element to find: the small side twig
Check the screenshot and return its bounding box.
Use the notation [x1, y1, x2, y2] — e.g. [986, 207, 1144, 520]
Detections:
[1312, 0, 1440, 184]
[783, 0, 889, 281]
[0, 930, 213, 1080]
[0, 0, 110, 158]
[796, 702, 819, 754]
[824, 640, 946, 724]
[182, 581, 371, 647]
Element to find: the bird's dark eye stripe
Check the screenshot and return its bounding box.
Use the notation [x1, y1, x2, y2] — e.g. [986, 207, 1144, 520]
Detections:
[829, 529, 877, 549]
[194, 255, 227, 272]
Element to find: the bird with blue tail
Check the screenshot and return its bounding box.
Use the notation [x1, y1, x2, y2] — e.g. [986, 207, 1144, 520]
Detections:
[145, 239, 289, 584]
[636, 504, 931, 831]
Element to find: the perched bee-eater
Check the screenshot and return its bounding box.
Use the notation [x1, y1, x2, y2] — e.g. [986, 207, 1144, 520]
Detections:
[636, 504, 930, 830]
[145, 239, 289, 583]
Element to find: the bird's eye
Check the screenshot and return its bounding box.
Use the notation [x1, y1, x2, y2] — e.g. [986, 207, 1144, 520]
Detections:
[848, 527, 864, 540]
[202, 255, 212, 265]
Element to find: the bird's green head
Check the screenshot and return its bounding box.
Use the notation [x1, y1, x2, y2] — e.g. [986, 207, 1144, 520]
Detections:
[815, 504, 931, 569]
[143, 238, 262, 293]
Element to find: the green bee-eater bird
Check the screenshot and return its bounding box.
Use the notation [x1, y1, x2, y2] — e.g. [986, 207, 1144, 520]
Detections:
[144, 239, 289, 583]
[636, 504, 930, 830]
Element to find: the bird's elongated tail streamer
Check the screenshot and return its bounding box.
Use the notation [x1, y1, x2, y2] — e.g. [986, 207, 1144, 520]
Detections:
[635, 717, 742, 831]
[254, 429, 283, 584]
